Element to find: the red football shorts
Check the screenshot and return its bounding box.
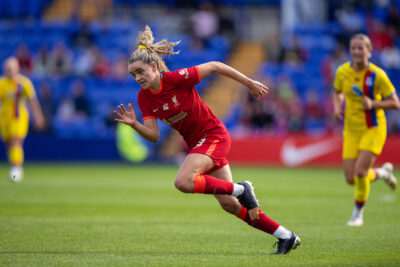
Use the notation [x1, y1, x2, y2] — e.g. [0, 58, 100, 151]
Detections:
[189, 133, 231, 174]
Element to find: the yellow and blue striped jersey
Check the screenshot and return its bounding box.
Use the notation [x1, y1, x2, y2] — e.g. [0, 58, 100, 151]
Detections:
[334, 62, 395, 132]
[0, 74, 36, 119]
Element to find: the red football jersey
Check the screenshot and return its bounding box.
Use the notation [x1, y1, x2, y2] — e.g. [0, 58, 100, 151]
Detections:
[138, 66, 228, 149]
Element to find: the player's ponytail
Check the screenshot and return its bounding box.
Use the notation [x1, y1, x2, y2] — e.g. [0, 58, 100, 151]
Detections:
[128, 25, 180, 72]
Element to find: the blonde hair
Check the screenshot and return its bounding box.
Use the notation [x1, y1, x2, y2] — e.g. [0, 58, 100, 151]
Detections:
[351, 33, 373, 51]
[128, 25, 180, 72]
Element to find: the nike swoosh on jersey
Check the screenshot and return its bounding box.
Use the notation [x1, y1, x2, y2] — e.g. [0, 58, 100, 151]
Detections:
[280, 138, 339, 167]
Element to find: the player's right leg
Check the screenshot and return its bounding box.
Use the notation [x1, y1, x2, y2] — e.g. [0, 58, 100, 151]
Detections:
[0, 119, 22, 182]
[211, 165, 300, 255]
[343, 159, 356, 185]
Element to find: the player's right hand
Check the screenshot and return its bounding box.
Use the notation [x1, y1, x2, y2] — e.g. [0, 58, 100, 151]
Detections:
[114, 103, 137, 127]
[333, 108, 343, 120]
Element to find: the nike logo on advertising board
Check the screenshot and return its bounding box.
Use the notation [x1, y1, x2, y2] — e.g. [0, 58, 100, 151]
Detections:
[280, 138, 339, 167]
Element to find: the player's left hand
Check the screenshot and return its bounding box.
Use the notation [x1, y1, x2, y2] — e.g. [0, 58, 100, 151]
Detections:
[248, 80, 269, 99]
[362, 95, 373, 110]
[34, 116, 45, 131]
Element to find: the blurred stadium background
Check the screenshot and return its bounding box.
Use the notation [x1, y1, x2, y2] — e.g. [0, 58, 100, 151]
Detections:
[1, 1, 400, 266]
[0, 0, 400, 165]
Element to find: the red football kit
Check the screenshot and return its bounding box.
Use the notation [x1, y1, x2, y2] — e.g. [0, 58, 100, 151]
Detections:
[138, 66, 230, 171]
[138, 66, 280, 235]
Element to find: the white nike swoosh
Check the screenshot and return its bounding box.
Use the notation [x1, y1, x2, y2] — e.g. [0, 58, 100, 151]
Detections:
[280, 138, 339, 167]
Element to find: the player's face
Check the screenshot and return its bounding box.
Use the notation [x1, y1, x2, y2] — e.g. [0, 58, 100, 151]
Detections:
[3, 58, 19, 79]
[128, 60, 158, 89]
[349, 38, 371, 65]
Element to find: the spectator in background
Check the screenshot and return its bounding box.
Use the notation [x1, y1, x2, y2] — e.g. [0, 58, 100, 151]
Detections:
[48, 42, 72, 78]
[33, 44, 50, 78]
[56, 96, 75, 124]
[155, 8, 184, 37]
[387, 4, 400, 36]
[74, 45, 96, 77]
[15, 44, 33, 75]
[190, 2, 219, 49]
[303, 88, 326, 134]
[217, 6, 236, 43]
[71, 23, 94, 48]
[92, 46, 110, 79]
[249, 99, 275, 130]
[112, 56, 128, 81]
[380, 44, 400, 69]
[276, 76, 302, 132]
[368, 18, 393, 51]
[71, 79, 91, 118]
[321, 43, 348, 86]
[335, 3, 364, 44]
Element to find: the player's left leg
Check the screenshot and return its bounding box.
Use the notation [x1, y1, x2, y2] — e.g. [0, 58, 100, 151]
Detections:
[347, 150, 376, 226]
[8, 137, 24, 182]
[211, 165, 300, 255]
[175, 153, 259, 219]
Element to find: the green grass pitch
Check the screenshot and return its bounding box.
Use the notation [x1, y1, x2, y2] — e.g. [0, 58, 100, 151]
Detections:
[0, 163, 399, 266]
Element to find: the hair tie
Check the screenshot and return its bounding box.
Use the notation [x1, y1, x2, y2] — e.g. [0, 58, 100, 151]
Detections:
[138, 45, 147, 50]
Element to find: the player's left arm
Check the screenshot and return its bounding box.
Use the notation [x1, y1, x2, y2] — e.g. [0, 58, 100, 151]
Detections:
[197, 61, 268, 99]
[24, 79, 45, 130]
[362, 70, 400, 110]
[363, 93, 400, 110]
[28, 96, 45, 130]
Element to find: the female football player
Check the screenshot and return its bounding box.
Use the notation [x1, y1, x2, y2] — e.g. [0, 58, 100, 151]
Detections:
[114, 26, 300, 254]
[0, 57, 44, 182]
[333, 33, 400, 226]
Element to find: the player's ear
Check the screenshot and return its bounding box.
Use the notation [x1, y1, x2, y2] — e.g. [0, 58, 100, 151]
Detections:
[151, 61, 158, 72]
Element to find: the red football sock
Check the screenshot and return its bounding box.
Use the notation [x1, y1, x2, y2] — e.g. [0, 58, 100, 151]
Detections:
[193, 175, 234, 194]
[237, 206, 280, 234]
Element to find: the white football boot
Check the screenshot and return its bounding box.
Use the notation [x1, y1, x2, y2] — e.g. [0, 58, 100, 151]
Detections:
[9, 166, 23, 183]
[347, 208, 364, 227]
[347, 215, 364, 227]
[381, 162, 397, 190]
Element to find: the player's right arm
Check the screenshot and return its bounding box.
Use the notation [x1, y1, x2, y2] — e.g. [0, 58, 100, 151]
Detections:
[333, 91, 344, 120]
[333, 66, 345, 120]
[114, 103, 160, 143]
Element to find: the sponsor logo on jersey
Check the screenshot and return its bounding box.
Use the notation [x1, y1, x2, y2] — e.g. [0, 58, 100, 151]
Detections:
[162, 111, 188, 126]
[163, 103, 169, 111]
[179, 68, 189, 79]
[172, 95, 179, 107]
[152, 107, 158, 113]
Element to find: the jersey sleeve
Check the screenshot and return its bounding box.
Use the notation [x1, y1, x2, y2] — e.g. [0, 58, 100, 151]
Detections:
[138, 90, 156, 121]
[22, 78, 36, 98]
[167, 66, 200, 88]
[333, 66, 344, 92]
[376, 69, 396, 98]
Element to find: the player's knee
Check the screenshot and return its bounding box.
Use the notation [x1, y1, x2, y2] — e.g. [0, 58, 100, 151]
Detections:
[354, 168, 368, 178]
[174, 175, 193, 193]
[345, 174, 355, 185]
